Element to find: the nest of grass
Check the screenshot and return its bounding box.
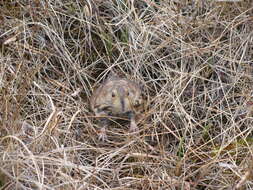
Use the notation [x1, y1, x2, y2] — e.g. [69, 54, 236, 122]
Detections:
[1, 0, 253, 189]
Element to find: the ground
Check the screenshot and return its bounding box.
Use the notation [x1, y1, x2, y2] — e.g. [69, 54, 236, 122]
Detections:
[0, 0, 253, 189]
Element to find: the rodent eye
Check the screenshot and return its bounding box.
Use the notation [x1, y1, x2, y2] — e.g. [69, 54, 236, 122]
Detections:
[126, 91, 130, 96]
[112, 92, 116, 97]
[135, 98, 142, 106]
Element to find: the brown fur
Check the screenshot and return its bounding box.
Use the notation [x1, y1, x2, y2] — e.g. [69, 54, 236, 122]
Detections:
[90, 74, 142, 116]
[90, 73, 142, 140]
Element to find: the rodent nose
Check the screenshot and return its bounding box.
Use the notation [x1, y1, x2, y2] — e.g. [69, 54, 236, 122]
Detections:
[120, 98, 125, 112]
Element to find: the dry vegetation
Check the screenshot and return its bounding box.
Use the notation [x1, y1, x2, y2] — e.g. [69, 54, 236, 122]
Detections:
[1, 0, 253, 189]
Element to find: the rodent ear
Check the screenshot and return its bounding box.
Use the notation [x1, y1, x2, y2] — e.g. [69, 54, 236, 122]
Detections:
[101, 71, 120, 84]
[139, 81, 146, 92]
[107, 71, 120, 80]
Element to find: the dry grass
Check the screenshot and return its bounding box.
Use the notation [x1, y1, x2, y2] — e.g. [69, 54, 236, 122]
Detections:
[1, 0, 253, 189]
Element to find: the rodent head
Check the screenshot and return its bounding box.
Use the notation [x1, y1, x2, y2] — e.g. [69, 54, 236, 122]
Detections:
[106, 85, 141, 114]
